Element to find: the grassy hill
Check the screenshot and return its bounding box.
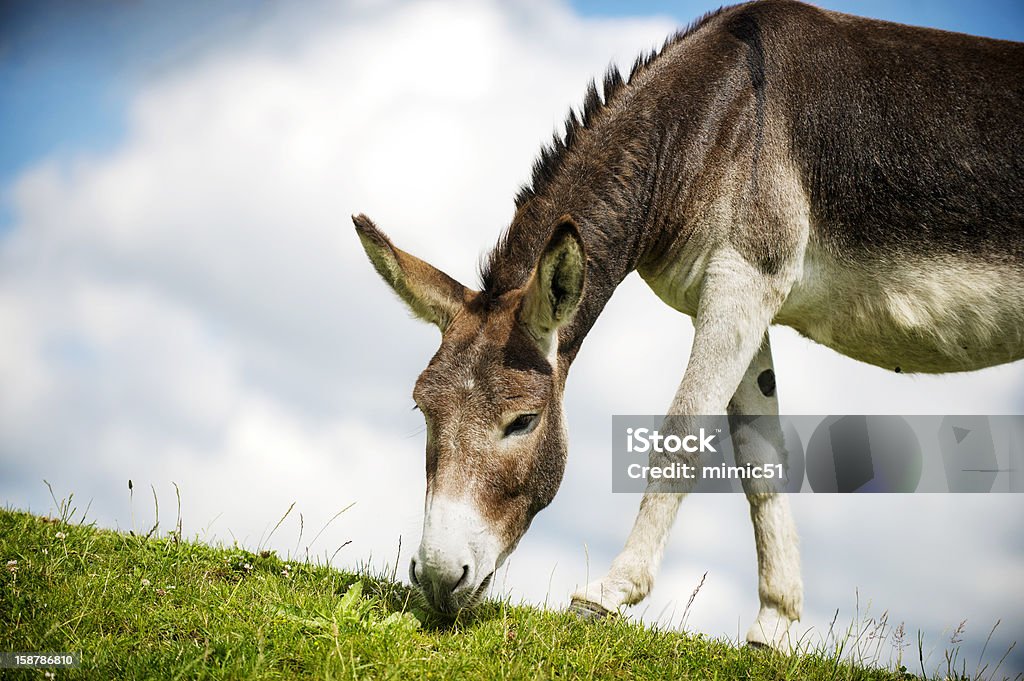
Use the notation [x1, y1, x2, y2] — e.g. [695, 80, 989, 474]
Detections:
[0, 507, 967, 679]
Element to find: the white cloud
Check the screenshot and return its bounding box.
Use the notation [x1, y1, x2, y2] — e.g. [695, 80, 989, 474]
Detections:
[0, 0, 1020, 674]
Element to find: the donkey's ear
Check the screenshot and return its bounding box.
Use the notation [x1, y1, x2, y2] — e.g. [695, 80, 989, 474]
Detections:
[353, 214, 468, 331]
[519, 216, 586, 353]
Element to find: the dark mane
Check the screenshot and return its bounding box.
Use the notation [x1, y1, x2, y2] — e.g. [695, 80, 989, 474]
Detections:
[479, 6, 729, 294]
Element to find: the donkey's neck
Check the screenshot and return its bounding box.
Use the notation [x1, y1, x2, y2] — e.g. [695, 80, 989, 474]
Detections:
[477, 15, 735, 364]
[483, 109, 670, 364]
[479, 11, 747, 366]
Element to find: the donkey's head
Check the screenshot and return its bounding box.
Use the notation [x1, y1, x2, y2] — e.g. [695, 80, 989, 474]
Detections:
[353, 213, 585, 614]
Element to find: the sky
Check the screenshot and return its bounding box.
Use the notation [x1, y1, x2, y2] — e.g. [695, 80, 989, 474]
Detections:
[1, 0, 1022, 675]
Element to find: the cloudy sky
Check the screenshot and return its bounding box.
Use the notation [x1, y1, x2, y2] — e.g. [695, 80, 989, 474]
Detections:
[2, 0, 1022, 674]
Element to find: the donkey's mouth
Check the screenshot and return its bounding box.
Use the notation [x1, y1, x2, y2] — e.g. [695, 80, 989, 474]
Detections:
[421, 570, 495, 616]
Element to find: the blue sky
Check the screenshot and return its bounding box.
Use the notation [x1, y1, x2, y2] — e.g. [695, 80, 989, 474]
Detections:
[0, 1, 260, 188]
[1, 0, 1022, 673]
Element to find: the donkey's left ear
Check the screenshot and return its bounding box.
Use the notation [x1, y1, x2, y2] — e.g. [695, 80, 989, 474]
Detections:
[519, 216, 586, 353]
[353, 213, 469, 332]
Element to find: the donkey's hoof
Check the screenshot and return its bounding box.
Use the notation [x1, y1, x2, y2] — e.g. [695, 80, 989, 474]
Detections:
[745, 606, 795, 652]
[568, 598, 611, 621]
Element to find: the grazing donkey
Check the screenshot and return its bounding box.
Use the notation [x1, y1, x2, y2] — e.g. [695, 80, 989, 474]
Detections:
[354, 0, 1023, 648]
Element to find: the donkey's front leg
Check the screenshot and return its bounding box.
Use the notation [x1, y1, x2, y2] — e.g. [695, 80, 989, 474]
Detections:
[569, 491, 686, 616]
[571, 250, 791, 618]
[728, 336, 802, 650]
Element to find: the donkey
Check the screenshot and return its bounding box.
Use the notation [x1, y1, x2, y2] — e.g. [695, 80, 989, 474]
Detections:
[354, 0, 1023, 648]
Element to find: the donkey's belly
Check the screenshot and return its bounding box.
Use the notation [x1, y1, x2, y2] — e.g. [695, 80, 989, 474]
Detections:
[776, 253, 1024, 374]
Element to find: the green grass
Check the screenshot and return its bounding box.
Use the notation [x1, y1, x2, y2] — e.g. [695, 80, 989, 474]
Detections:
[0, 506, 980, 680]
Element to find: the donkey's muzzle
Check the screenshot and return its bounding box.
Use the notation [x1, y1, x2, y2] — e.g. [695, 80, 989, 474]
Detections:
[410, 553, 475, 613]
[411, 495, 503, 613]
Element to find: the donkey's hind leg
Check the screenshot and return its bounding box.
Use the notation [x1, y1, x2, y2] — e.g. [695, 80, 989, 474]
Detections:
[729, 334, 803, 650]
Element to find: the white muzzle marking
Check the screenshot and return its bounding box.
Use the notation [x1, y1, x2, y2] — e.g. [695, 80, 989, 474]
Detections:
[411, 495, 502, 613]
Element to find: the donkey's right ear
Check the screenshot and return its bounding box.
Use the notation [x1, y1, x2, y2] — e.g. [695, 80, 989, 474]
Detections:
[353, 214, 469, 331]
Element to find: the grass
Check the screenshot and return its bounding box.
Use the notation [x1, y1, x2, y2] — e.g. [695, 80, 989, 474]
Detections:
[0, 505, 1013, 680]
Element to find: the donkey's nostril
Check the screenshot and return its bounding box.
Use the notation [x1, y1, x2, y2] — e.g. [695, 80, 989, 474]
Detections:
[454, 564, 470, 591]
[409, 558, 420, 587]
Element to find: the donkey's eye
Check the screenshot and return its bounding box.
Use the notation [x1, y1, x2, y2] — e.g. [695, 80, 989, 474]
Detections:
[503, 413, 539, 438]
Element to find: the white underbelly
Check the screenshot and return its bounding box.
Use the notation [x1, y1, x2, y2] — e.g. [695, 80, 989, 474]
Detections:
[776, 250, 1024, 373]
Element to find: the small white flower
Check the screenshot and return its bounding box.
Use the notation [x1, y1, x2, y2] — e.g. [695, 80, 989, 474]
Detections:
[140, 578, 151, 586]
[55, 531, 67, 539]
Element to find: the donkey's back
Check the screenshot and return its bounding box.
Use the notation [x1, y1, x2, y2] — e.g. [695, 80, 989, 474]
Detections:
[773, 1, 1024, 260]
[657, 1, 1024, 374]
